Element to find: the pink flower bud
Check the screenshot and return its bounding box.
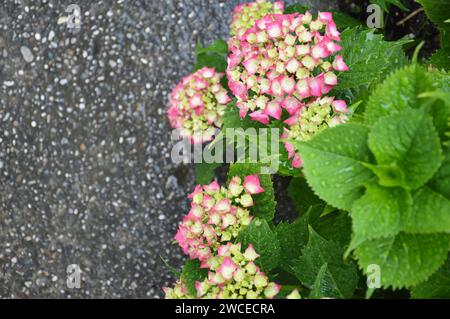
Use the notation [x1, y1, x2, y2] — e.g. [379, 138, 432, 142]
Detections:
[264, 283, 282, 299]
[249, 110, 270, 125]
[333, 55, 349, 71]
[264, 100, 282, 119]
[309, 73, 325, 97]
[244, 244, 260, 261]
[218, 257, 238, 281]
[204, 180, 220, 194]
[332, 100, 348, 113]
[324, 72, 338, 86]
[281, 97, 303, 115]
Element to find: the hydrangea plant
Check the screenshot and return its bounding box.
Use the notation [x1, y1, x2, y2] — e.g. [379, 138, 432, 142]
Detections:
[165, 0, 450, 300]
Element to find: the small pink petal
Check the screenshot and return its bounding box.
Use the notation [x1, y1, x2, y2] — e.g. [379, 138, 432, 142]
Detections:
[326, 21, 341, 41]
[318, 12, 333, 23]
[292, 154, 303, 168]
[324, 72, 338, 86]
[244, 175, 264, 195]
[281, 97, 303, 115]
[296, 79, 311, 99]
[249, 110, 270, 125]
[281, 76, 296, 95]
[264, 100, 282, 120]
[217, 257, 237, 281]
[229, 81, 248, 101]
[332, 100, 349, 113]
[309, 74, 325, 97]
[333, 55, 349, 72]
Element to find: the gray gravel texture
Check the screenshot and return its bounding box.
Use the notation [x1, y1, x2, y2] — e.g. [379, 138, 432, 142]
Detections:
[0, 0, 336, 298]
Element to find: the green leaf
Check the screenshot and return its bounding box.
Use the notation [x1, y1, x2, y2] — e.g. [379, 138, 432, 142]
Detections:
[237, 218, 281, 272]
[368, 110, 443, 190]
[228, 163, 276, 221]
[196, 39, 228, 55]
[331, 11, 363, 30]
[284, 4, 309, 14]
[275, 205, 324, 273]
[293, 227, 358, 299]
[370, 0, 409, 12]
[365, 64, 435, 125]
[355, 233, 449, 289]
[309, 264, 341, 299]
[195, 162, 222, 184]
[181, 259, 208, 297]
[430, 49, 450, 70]
[429, 150, 450, 199]
[334, 28, 408, 93]
[288, 177, 323, 215]
[403, 186, 450, 234]
[314, 211, 353, 248]
[350, 183, 411, 246]
[416, 0, 450, 30]
[194, 53, 227, 72]
[294, 124, 375, 211]
[411, 257, 450, 299]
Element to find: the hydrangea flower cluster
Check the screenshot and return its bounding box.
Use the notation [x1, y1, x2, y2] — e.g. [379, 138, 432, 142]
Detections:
[175, 176, 264, 264]
[230, 0, 285, 37]
[163, 279, 191, 299]
[227, 12, 349, 125]
[195, 243, 281, 299]
[168, 67, 231, 144]
[282, 97, 349, 168]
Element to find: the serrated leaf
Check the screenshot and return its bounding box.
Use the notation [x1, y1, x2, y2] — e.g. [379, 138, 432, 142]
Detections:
[288, 177, 323, 215]
[314, 211, 353, 248]
[294, 124, 375, 211]
[195, 162, 222, 184]
[368, 110, 443, 190]
[350, 183, 411, 246]
[293, 228, 358, 298]
[430, 49, 450, 70]
[309, 263, 343, 299]
[228, 163, 276, 221]
[365, 64, 435, 125]
[411, 257, 450, 299]
[181, 259, 208, 297]
[403, 186, 450, 234]
[355, 233, 449, 289]
[275, 205, 324, 273]
[334, 28, 408, 92]
[237, 218, 281, 272]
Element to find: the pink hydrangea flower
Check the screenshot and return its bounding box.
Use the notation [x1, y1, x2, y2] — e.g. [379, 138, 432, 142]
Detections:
[230, 0, 285, 37]
[168, 67, 231, 144]
[192, 243, 281, 299]
[174, 176, 264, 263]
[227, 12, 349, 125]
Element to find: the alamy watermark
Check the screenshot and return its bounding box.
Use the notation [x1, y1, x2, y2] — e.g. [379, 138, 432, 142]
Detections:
[367, 264, 382, 289]
[67, 264, 81, 289]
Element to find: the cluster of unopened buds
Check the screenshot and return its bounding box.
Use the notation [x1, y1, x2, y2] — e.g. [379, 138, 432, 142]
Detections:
[227, 10, 349, 167]
[283, 97, 349, 168]
[227, 11, 348, 124]
[230, 0, 284, 37]
[196, 243, 281, 299]
[175, 176, 264, 264]
[167, 67, 231, 144]
[165, 243, 281, 299]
